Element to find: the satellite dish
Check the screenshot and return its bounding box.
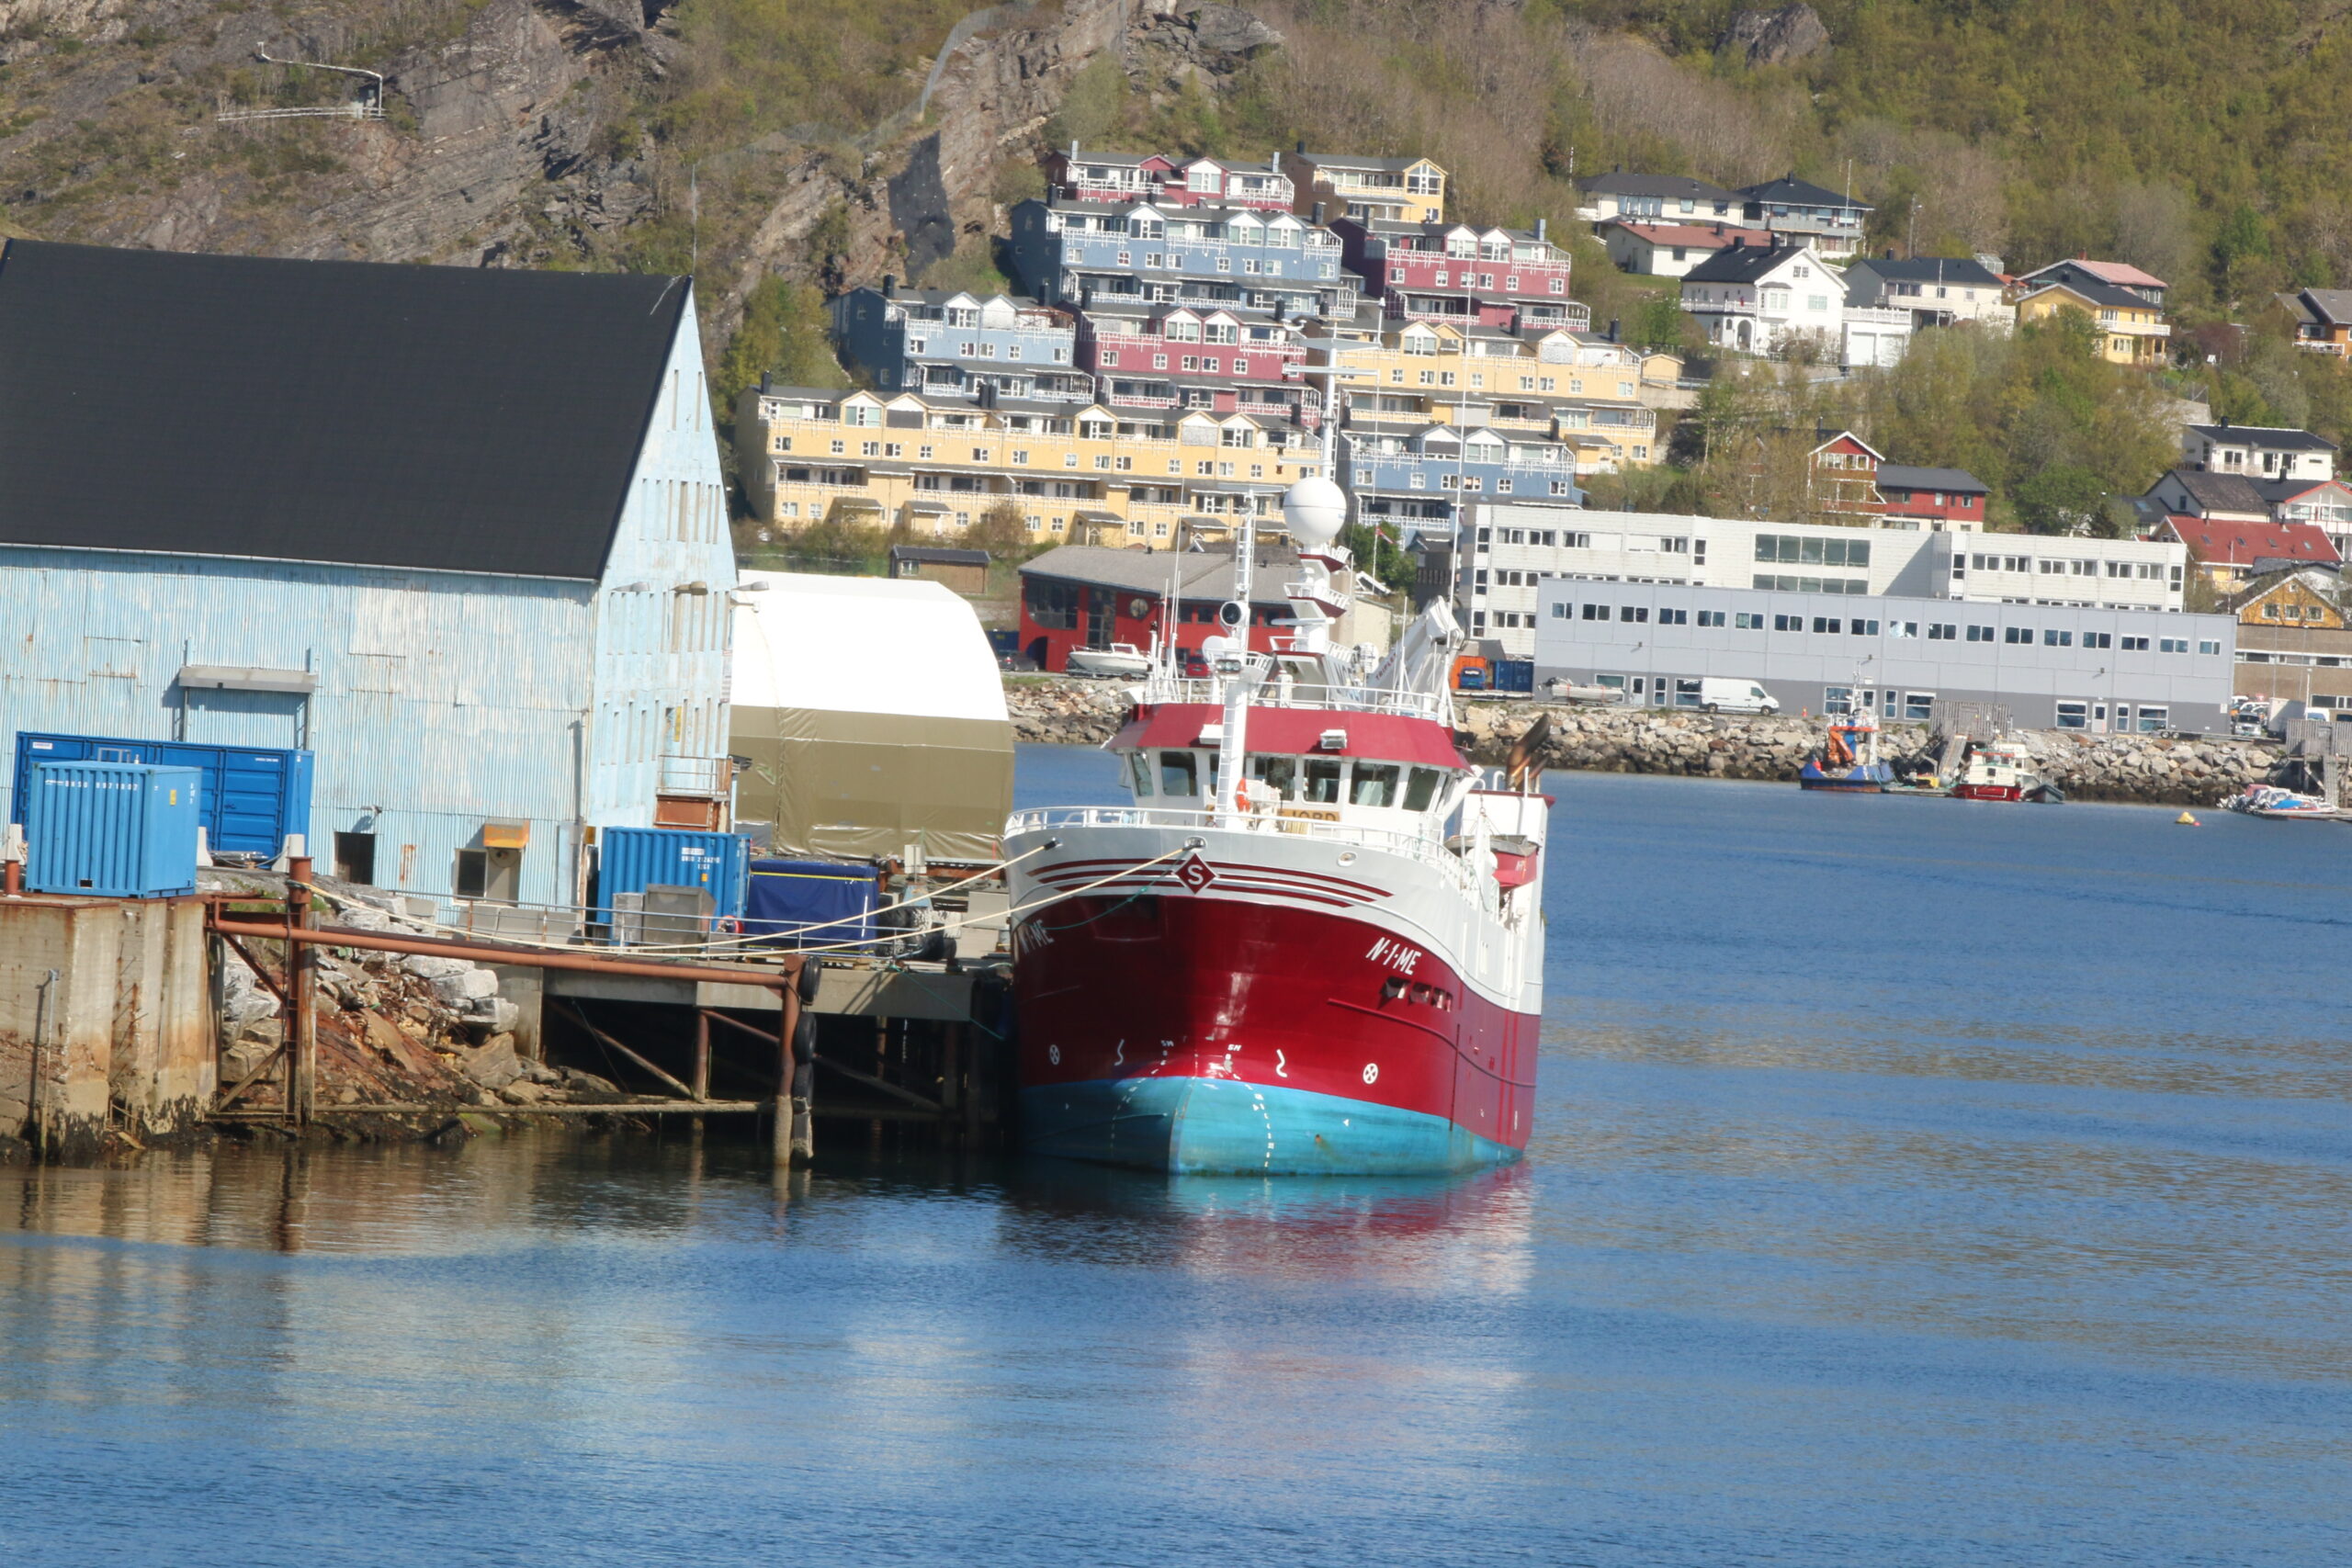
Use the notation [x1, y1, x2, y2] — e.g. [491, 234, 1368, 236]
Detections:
[1282, 476, 1347, 550]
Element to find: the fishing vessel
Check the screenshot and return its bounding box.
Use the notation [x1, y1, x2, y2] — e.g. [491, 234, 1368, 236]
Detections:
[1953, 738, 2064, 803]
[1001, 479, 1546, 1175]
[1798, 707, 1894, 792]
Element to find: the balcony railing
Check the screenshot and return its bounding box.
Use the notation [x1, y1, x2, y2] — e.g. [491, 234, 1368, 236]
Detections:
[658, 755, 731, 798]
[1004, 805, 1491, 909]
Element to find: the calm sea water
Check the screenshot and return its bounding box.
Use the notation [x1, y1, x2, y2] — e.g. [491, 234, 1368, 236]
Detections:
[2, 745, 2347, 1566]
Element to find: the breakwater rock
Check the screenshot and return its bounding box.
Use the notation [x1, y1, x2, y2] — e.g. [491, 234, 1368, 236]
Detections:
[1003, 679, 2278, 807]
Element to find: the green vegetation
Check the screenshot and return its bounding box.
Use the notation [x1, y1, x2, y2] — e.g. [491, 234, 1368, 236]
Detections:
[717, 275, 846, 410]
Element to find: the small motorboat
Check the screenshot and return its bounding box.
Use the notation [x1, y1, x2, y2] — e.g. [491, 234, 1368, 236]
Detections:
[1953, 739, 2063, 803]
[2222, 784, 2346, 819]
[1065, 641, 1153, 678]
[1798, 709, 1894, 792]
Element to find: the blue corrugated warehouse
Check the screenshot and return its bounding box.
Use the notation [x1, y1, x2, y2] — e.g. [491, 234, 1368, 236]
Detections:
[0, 241, 738, 908]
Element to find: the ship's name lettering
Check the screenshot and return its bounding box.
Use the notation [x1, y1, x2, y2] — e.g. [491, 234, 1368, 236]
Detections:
[1364, 937, 1421, 974]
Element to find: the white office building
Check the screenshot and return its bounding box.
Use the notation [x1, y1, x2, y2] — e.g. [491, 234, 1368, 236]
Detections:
[1532, 579, 2236, 734]
[1453, 506, 2187, 658]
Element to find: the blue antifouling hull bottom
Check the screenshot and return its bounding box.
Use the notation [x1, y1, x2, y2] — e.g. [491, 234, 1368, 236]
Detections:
[1021, 1076, 1521, 1176]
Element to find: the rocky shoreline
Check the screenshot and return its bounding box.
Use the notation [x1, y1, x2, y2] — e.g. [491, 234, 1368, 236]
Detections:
[1005, 677, 2278, 807]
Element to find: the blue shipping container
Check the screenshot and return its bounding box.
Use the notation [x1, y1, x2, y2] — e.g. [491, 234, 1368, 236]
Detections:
[1492, 660, 1534, 694]
[12, 733, 312, 859]
[26, 761, 202, 897]
[744, 859, 880, 950]
[598, 827, 749, 919]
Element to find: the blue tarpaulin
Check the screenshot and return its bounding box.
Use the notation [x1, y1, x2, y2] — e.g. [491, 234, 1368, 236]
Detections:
[744, 858, 881, 949]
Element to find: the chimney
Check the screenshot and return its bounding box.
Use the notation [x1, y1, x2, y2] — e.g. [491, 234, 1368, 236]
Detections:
[1536, 217, 1547, 243]
[1884, 246, 1895, 260]
[1069, 139, 1079, 158]
[1311, 201, 1326, 225]
[1608, 319, 1620, 343]
[1270, 149, 1279, 175]
[1296, 139, 1306, 154]
[881, 275, 896, 299]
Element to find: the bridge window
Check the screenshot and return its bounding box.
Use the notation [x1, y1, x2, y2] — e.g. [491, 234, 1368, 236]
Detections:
[1303, 758, 1344, 804]
[1405, 767, 1443, 811]
[1350, 763, 1400, 807]
[1159, 750, 1197, 795]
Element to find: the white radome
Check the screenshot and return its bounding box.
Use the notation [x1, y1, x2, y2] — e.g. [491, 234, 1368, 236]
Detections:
[1282, 475, 1347, 550]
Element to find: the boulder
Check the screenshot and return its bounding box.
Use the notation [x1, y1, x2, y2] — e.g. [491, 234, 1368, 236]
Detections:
[431, 967, 499, 1006]
[458, 1036, 525, 1091]
[403, 954, 474, 981]
[500, 1079, 552, 1105]
[1718, 4, 1831, 67]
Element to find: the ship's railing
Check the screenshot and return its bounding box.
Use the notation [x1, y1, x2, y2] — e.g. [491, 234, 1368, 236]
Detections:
[1006, 805, 1491, 908]
[1134, 677, 1449, 722]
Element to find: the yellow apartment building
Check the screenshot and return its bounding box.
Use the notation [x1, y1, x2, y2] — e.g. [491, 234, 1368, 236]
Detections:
[735, 385, 1330, 546]
[1307, 319, 1668, 473]
[1290, 153, 1448, 224]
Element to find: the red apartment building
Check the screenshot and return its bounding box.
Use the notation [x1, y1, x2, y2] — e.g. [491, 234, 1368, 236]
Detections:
[1078, 303, 1317, 426]
[1332, 218, 1584, 330]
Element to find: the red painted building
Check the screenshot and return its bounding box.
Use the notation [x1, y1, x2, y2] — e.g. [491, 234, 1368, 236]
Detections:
[1875, 463, 1988, 528]
[1078, 303, 1316, 426]
[1333, 217, 1583, 331]
[1018, 544, 1297, 671]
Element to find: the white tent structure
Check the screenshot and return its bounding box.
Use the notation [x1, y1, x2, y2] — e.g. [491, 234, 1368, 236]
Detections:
[729, 572, 1013, 863]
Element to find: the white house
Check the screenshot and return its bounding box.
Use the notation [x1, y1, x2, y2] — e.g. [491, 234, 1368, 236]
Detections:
[2180, 423, 2337, 482]
[1679, 241, 1846, 357]
[1597, 220, 1775, 278]
[1844, 254, 2012, 332]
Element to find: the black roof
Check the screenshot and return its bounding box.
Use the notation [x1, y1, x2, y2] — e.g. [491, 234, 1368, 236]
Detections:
[1741, 175, 1870, 210]
[2188, 423, 2338, 452]
[1852, 256, 2005, 289]
[890, 546, 990, 565]
[1680, 240, 1812, 284]
[1877, 464, 1988, 494]
[0, 241, 688, 580]
[1577, 172, 1737, 202]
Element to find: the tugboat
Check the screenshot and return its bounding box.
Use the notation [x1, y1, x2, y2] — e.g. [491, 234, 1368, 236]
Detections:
[1798, 705, 1894, 792]
[1953, 738, 2064, 803]
[1001, 479, 1547, 1175]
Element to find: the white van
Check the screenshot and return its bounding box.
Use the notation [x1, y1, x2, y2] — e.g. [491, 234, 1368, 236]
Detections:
[1696, 678, 1780, 715]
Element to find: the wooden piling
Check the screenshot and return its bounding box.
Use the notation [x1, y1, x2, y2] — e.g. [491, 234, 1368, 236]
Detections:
[287, 855, 315, 1127]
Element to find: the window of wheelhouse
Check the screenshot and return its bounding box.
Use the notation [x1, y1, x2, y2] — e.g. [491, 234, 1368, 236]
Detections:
[1248, 754, 1297, 796]
[1159, 750, 1197, 795]
[1302, 757, 1344, 803]
[1405, 767, 1443, 811]
[1350, 762, 1400, 807]
[1127, 750, 1154, 796]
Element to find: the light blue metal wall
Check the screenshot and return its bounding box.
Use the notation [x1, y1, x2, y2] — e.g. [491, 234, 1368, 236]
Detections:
[0, 547, 595, 905]
[0, 289, 737, 910]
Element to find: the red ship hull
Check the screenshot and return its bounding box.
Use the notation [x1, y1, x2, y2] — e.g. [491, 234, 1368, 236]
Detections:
[1014, 891, 1537, 1172]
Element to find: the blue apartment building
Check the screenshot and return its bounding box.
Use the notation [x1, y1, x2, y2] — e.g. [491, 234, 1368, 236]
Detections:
[831, 284, 1092, 403]
[1343, 422, 1586, 527]
[1007, 200, 1362, 321]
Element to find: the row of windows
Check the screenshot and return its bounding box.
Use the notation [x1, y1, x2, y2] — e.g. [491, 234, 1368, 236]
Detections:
[1752, 574, 1868, 594]
[1551, 602, 2219, 655]
[1128, 750, 1448, 811]
[906, 339, 1075, 365]
[1961, 554, 2171, 581]
[1756, 533, 1871, 567]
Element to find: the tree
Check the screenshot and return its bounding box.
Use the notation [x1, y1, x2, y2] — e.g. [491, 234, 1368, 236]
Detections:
[958, 501, 1034, 558]
[1046, 56, 1128, 150]
[717, 275, 843, 414]
[2013, 465, 2108, 536]
[1340, 520, 1413, 596]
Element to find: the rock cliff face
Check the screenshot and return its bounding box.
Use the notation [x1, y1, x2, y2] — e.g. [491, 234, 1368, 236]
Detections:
[0, 0, 1273, 355]
[1003, 679, 2277, 807]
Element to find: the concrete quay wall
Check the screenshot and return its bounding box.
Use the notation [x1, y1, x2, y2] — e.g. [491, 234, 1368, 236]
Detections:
[1005, 679, 2276, 807]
